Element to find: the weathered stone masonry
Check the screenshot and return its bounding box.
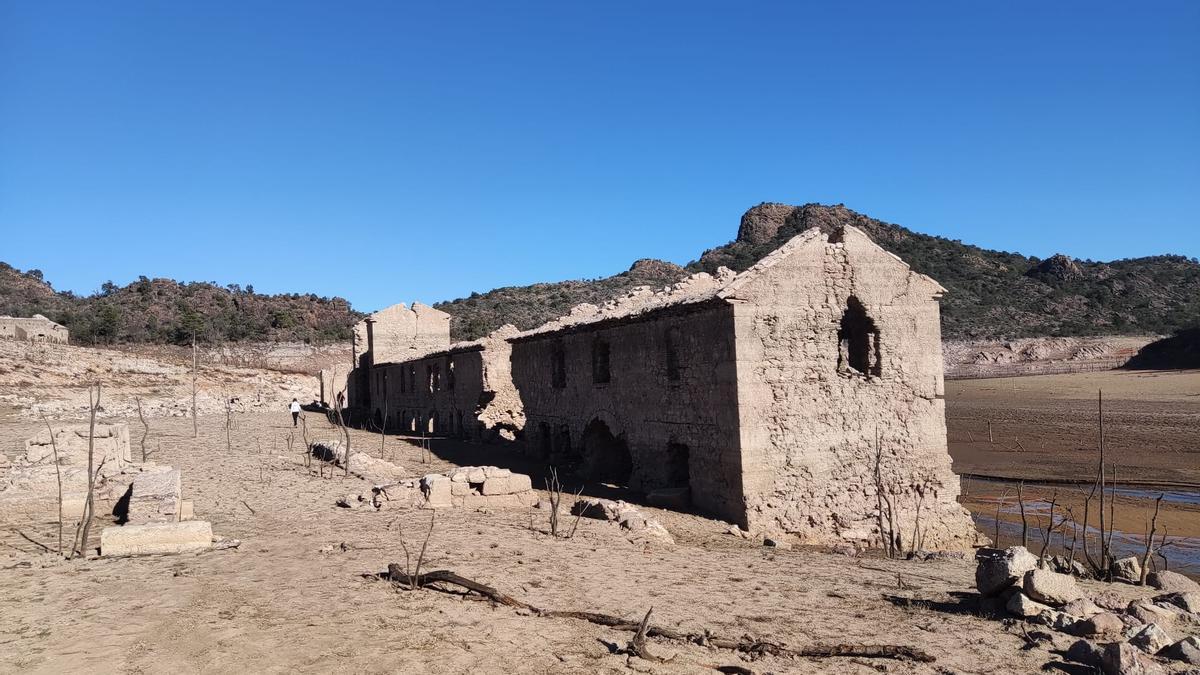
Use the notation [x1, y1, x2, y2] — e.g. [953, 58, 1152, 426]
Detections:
[349, 226, 978, 550]
[0, 314, 68, 344]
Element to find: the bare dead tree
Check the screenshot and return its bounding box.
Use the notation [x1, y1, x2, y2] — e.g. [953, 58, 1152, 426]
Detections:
[545, 467, 586, 539]
[994, 488, 1010, 548]
[39, 413, 64, 557]
[873, 430, 898, 559]
[333, 394, 351, 478]
[909, 483, 926, 555]
[1038, 490, 1059, 560]
[70, 384, 101, 559]
[1139, 494, 1163, 585]
[134, 396, 151, 462]
[1016, 481, 1028, 548]
[191, 332, 198, 439]
[223, 394, 233, 453]
[1096, 389, 1108, 572]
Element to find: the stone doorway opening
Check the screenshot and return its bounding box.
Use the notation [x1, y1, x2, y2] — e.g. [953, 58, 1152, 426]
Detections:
[581, 419, 632, 485]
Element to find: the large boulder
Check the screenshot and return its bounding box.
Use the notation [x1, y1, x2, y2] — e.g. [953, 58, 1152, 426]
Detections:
[1024, 568, 1083, 606]
[1062, 597, 1104, 619]
[1147, 571, 1200, 594]
[1158, 636, 1200, 665]
[1129, 623, 1174, 655]
[975, 546, 1038, 596]
[1155, 592, 1200, 614]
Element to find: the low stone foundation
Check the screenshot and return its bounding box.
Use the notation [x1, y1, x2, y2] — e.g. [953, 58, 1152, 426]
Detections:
[100, 521, 213, 557]
[421, 466, 538, 510]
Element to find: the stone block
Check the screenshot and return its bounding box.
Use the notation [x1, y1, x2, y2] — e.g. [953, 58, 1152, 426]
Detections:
[101, 521, 213, 557]
[481, 473, 531, 495]
[483, 466, 511, 478]
[450, 481, 473, 497]
[180, 500, 194, 520]
[420, 474, 452, 508]
[127, 468, 182, 524]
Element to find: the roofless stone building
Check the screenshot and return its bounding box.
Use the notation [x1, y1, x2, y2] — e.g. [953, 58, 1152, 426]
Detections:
[347, 225, 977, 550]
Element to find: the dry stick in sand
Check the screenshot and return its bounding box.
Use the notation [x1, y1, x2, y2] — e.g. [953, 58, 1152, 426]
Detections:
[39, 413, 64, 557]
[993, 488, 1010, 548]
[1139, 494, 1163, 585]
[134, 396, 151, 462]
[381, 568, 935, 664]
[191, 332, 198, 439]
[223, 394, 233, 453]
[393, 512, 436, 589]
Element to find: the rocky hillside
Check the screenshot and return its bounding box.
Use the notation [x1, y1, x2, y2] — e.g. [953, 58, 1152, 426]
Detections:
[6, 203, 1198, 345]
[438, 203, 1200, 341]
[0, 263, 361, 346]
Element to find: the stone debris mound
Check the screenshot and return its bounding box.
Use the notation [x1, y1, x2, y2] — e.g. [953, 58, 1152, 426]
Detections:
[310, 440, 409, 484]
[571, 497, 674, 545]
[421, 466, 537, 510]
[973, 546, 1200, 669]
[0, 423, 214, 557]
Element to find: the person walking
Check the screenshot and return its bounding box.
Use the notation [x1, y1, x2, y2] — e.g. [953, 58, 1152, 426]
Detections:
[289, 398, 301, 427]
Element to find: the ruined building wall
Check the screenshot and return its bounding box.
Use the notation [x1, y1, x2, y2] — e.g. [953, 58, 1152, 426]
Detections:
[0, 315, 69, 344]
[349, 302, 451, 409]
[364, 326, 525, 440]
[509, 304, 747, 524]
[725, 227, 976, 549]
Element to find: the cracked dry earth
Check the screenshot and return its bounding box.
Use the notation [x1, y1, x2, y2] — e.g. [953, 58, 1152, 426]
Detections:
[0, 411, 1149, 674]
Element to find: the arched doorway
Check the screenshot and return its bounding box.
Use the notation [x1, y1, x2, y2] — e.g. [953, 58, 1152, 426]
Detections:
[581, 419, 632, 485]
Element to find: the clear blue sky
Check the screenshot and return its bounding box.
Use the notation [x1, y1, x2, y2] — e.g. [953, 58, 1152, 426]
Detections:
[2, 2, 1197, 312]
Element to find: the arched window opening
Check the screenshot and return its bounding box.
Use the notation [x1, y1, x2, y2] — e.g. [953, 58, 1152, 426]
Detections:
[837, 296, 881, 378]
[551, 341, 566, 389]
[581, 419, 631, 485]
[592, 338, 611, 384]
[665, 326, 681, 383]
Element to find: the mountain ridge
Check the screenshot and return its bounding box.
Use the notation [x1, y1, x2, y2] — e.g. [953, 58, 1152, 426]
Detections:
[3, 202, 1197, 345]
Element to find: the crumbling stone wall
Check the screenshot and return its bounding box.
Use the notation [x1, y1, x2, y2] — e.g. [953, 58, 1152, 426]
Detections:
[353, 302, 450, 369]
[510, 303, 746, 524]
[0, 314, 68, 344]
[364, 326, 525, 441]
[724, 227, 977, 549]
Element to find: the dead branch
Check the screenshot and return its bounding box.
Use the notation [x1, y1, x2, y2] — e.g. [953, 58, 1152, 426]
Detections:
[1139, 494, 1163, 585]
[39, 413, 64, 557]
[1016, 481, 1027, 548]
[380, 567, 935, 663]
[134, 395, 151, 462]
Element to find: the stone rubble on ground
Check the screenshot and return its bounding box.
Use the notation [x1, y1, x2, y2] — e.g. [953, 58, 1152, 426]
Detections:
[572, 497, 674, 545]
[973, 546, 1200, 672]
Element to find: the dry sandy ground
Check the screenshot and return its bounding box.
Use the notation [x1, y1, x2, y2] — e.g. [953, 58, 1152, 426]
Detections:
[945, 369, 1200, 486]
[6, 410, 1181, 675]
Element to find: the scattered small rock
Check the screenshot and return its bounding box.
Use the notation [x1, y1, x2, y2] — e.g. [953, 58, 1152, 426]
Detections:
[1102, 640, 1167, 674]
[1006, 591, 1051, 618]
[1066, 612, 1124, 638]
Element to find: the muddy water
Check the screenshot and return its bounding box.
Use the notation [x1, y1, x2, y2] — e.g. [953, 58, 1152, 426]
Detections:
[960, 478, 1200, 578]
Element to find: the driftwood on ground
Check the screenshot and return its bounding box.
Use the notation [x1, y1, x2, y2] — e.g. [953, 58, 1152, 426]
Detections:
[382, 565, 935, 664]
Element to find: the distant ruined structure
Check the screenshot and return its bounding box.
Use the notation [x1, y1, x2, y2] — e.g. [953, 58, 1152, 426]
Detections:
[0, 314, 68, 344]
[343, 226, 977, 549]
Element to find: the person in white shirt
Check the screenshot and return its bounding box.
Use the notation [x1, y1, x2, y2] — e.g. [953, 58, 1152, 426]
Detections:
[289, 398, 301, 427]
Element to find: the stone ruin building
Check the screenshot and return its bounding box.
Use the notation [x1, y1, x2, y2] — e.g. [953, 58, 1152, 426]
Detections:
[0, 314, 69, 344]
[343, 226, 978, 550]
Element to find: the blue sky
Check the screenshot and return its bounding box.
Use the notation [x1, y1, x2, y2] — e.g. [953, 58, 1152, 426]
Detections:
[2, 2, 1197, 312]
